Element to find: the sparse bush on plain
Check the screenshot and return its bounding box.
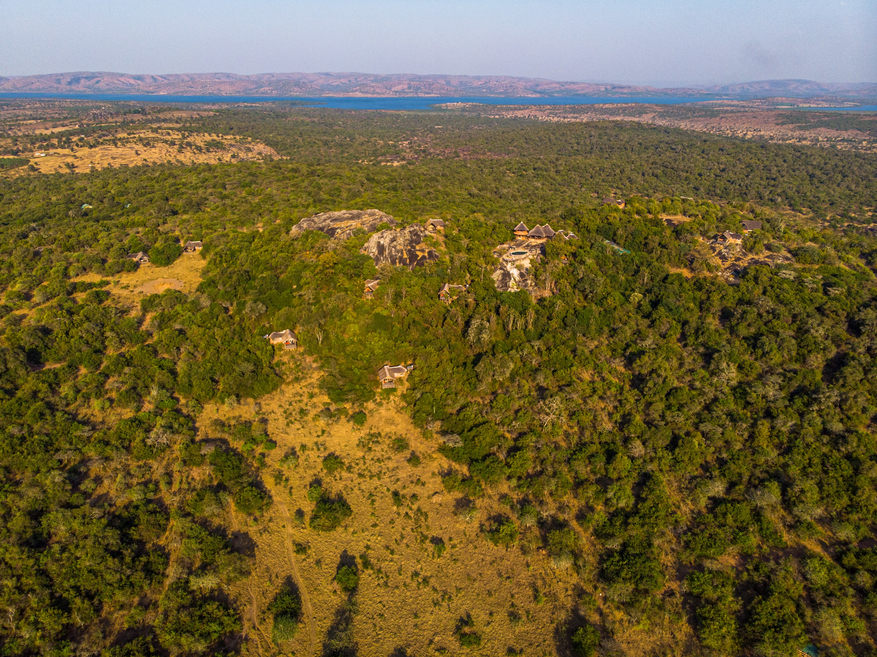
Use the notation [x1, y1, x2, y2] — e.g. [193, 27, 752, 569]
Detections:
[309, 486, 353, 531]
[482, 515, 519, 547]
[268, 585, 302, 644]
[335, 565, 360, 593]
[322, 453, 345, 474]
[571, 625, 600, 657]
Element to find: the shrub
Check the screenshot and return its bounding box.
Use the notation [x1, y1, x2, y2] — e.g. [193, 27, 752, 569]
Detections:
[268, 586, 302, 644]
[518, 504, 539, 526]
[155, 582, 241, 653]
[148, 242, 183, 267]
[350, 411, 367, 426]
[310, 491, 353, 531]
[455, 615, 482, 648]
[234, 485, 268, 515]
[335, 565, 359, 593]
[179, 442, 205, 470]
[547, 527, 577, 559]
[601, 537, 665, 592]
[482, 515, 519, 547]
[272, 615, 299, 644]
[571, 625, 600, 657]
[322, 453, 345, 474]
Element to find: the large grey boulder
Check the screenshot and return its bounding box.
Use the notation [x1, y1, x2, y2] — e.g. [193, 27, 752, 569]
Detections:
[361, 225, 439, 268]
[492, 238, 546, 292]
[290, 209, 397, 240]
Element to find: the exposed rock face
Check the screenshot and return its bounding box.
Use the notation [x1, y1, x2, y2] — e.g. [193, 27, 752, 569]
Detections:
[361, 225, 438, 268]
[290, 209, 396, 240]
[492, 238, 546, 292]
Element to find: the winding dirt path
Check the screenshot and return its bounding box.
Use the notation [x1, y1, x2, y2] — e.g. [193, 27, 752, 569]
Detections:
[228, 506, 270, 657]
[247, 583, 268, 657]
[278, 501, 317, 657]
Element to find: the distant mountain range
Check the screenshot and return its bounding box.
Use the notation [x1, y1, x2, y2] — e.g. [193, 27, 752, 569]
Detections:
[0, 72, 875, 99]
[694, 79, 877, 97]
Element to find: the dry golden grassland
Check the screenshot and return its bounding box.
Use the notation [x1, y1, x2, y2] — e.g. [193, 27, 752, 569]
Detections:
[73, 253, 207, 308]
[206, 368, 584, 657]
[16, 130, 279, 175]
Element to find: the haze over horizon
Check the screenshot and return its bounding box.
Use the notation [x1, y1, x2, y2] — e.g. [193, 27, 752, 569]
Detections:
[2, 0, 876, 86]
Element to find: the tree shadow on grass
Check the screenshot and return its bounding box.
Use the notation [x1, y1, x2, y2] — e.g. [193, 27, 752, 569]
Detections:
[321, 597, 358, 657]
[322, 558, 358, 657]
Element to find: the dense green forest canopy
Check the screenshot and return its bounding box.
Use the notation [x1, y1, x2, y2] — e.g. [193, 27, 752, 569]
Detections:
[0, 105, 875, 656]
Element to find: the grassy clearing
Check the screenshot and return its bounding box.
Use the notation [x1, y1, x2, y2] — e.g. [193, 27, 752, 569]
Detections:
[9, 130, 278, 176]
[73, 253, 207, 308]
[203, 363, 586, 657]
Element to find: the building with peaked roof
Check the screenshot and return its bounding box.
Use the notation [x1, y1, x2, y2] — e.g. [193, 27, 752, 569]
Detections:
[363, 279, 381, 299]
[741, 220, 762, 233]
[378, 364, 410, 389]
[513, 222, 529, 237]
[127, 251, 150, 264]
[528, 225, 546, 239]
[265, 329, 297, 350]
[603, 197, 626, 209]
[425, 218, 446, 233]
[541, 224, 556, 239]
[439, 283, 468, 304]
[183, 240, 203, 253]
[717, 231, 743, 244]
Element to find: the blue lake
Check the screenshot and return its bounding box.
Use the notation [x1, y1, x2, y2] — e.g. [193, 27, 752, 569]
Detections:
[801, 105, 877, 112]
[0, 93, 727, 109]
[1, 93, 874, 111]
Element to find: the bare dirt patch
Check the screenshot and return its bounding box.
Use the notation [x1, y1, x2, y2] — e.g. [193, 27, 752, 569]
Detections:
[661, 214, 693, 228]
[136, 278, 185, 295]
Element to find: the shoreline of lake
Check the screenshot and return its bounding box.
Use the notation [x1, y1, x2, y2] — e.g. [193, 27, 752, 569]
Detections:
[1, 93, 874, 112]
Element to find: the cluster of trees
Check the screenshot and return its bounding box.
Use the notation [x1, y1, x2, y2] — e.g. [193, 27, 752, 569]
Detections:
[0, 156, 28, 170]
[0, 103, 875, 654]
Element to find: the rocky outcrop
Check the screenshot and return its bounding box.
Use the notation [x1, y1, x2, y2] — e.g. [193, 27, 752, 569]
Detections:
[492, 238, 546, 292]
[361, 225, 438, 269]
[290, 209, 396, 240]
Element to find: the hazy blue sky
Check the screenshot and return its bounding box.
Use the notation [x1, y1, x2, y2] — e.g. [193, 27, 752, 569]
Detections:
[1, 0, 875, 85]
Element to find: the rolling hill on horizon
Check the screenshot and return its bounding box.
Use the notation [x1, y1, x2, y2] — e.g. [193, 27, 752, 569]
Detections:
[1, 71, 875, 98]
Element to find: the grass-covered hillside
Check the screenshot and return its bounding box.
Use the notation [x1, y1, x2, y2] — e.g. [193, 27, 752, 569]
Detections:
[0, 104, 876, 657]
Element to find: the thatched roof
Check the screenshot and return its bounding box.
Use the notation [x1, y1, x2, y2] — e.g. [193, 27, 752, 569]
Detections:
[439, 283, 467, 296]
[378, 364, 409, 381]
[266, 329, 297, 344]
